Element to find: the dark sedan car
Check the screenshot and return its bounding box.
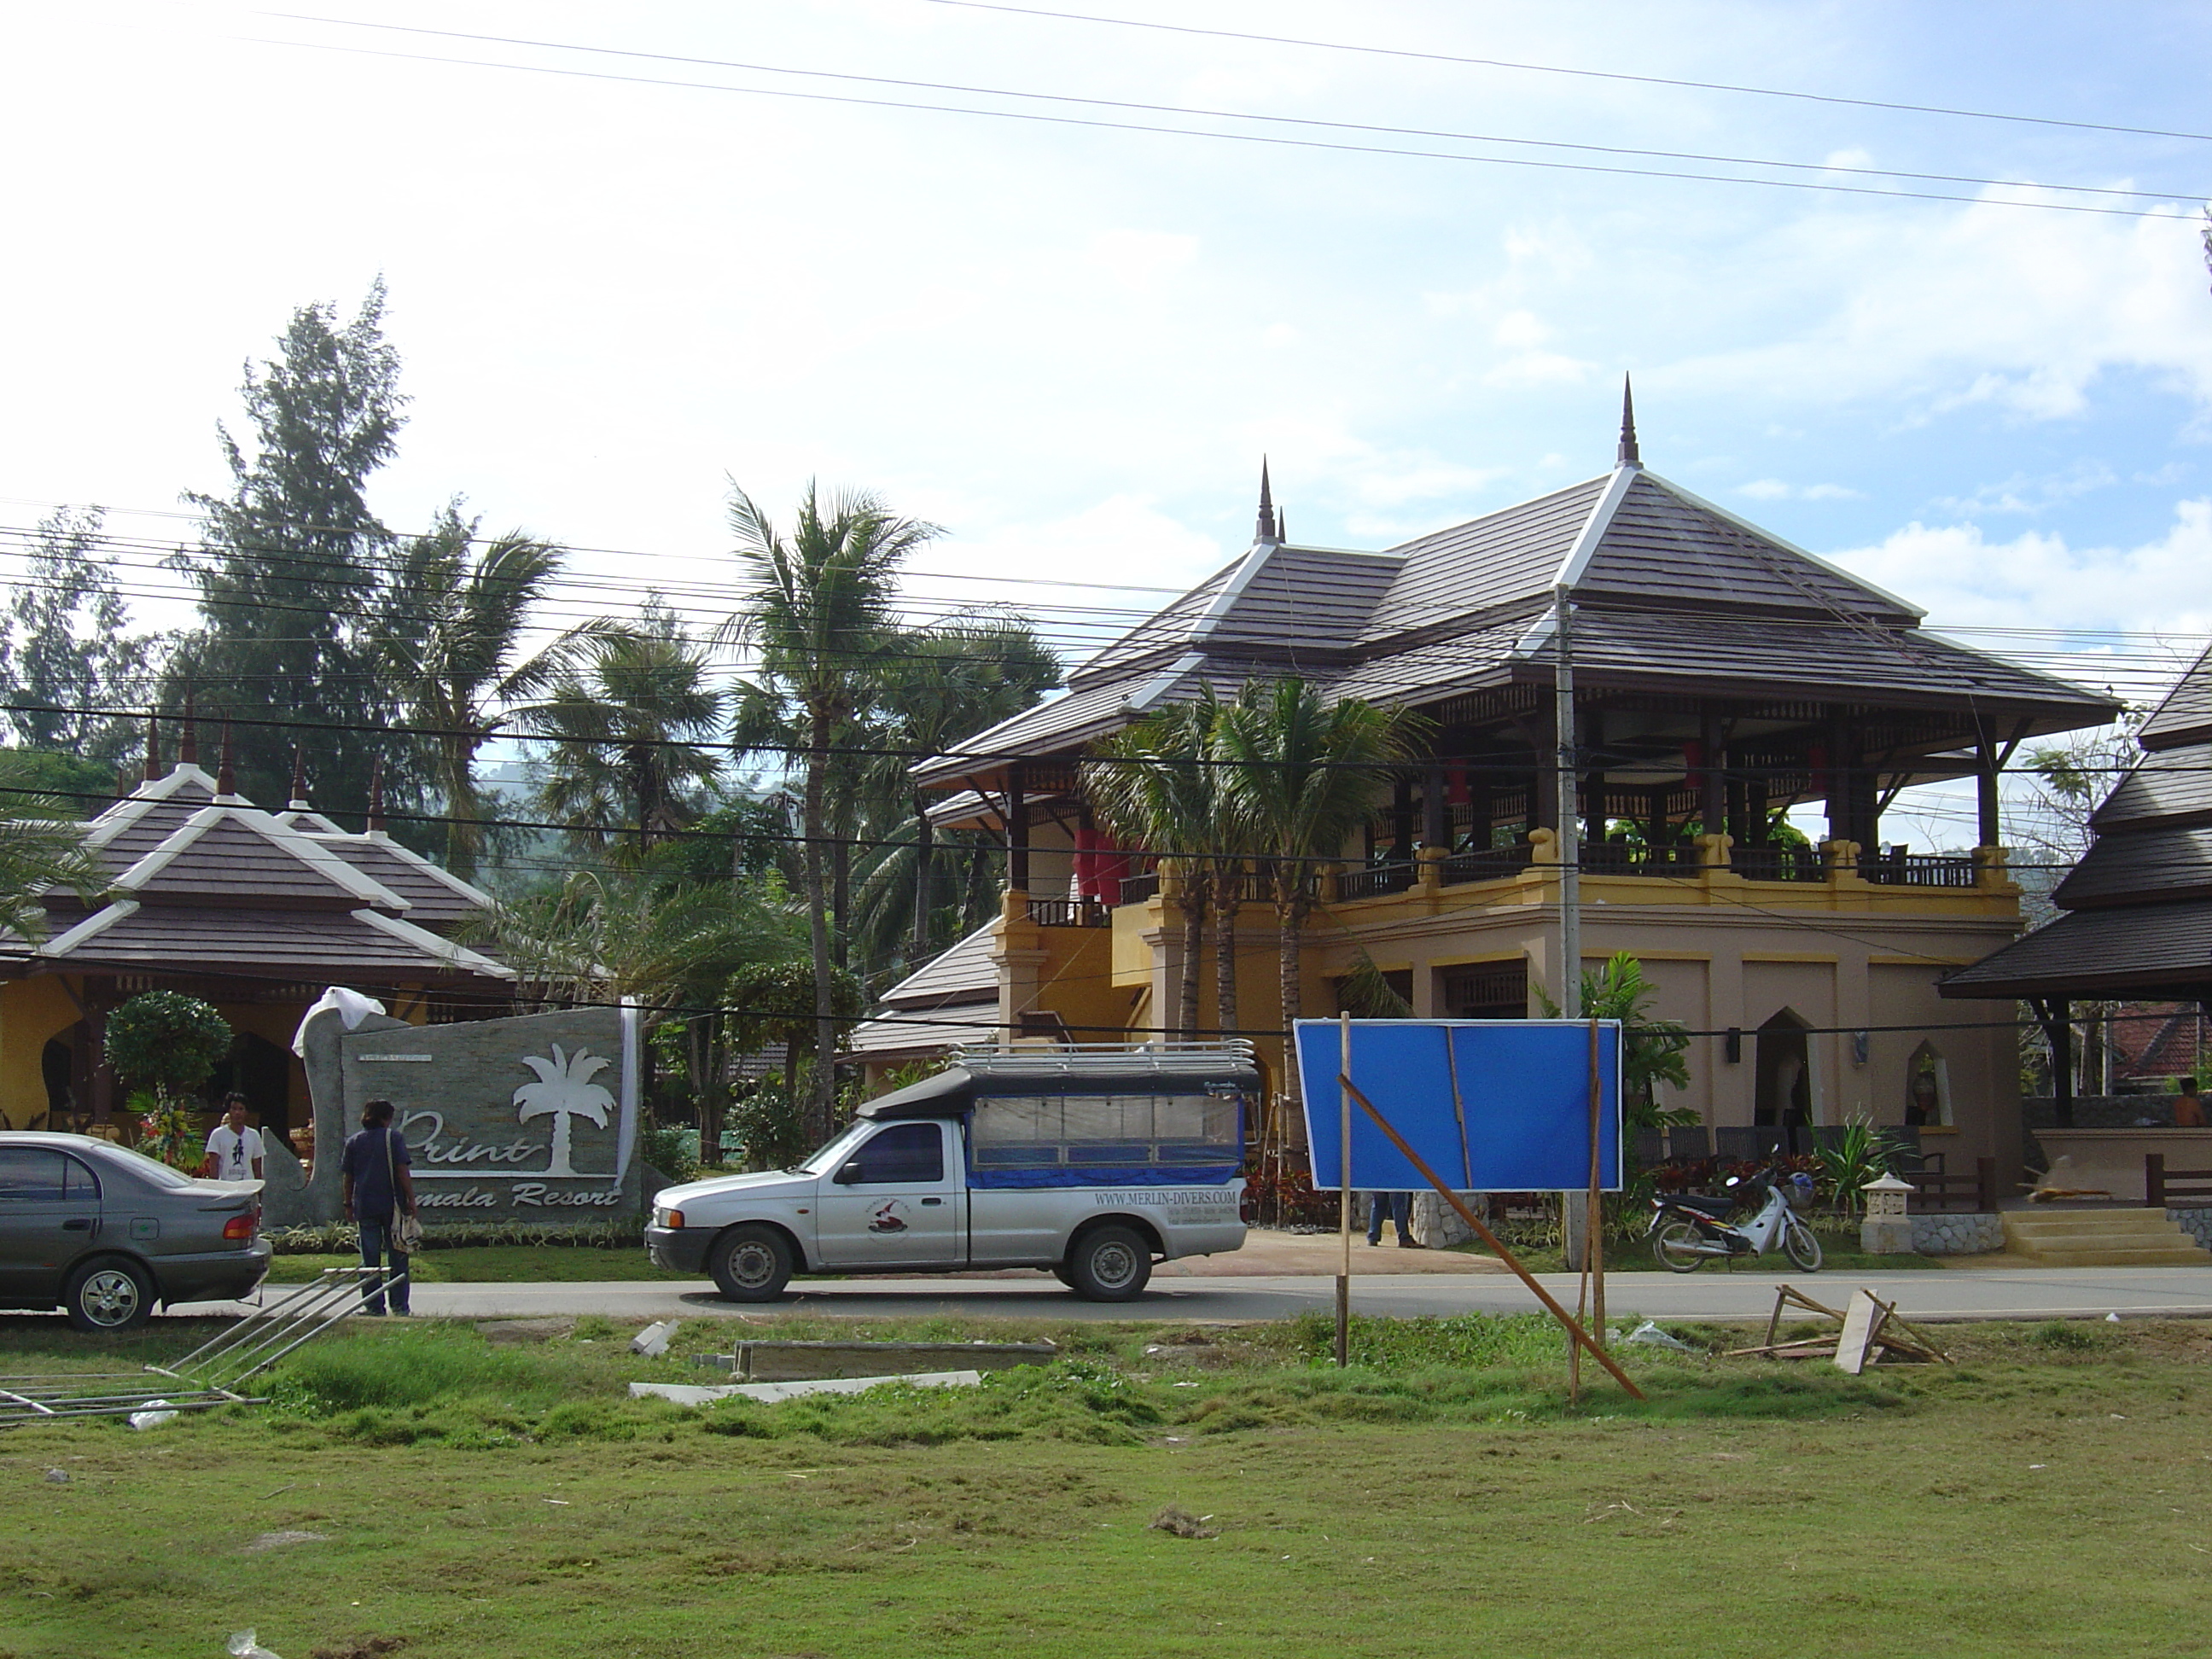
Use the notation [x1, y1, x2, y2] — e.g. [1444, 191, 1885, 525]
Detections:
[0, 1132, 272, 1330]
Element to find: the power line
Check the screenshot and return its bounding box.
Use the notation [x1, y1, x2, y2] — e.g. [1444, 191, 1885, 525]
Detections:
[236, 32, 2205, 223]
[918, 0, 2212, 147]
[257, 14, 2206, 207]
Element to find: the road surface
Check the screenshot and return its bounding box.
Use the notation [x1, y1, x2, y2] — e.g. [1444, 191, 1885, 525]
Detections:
[189, 1264, 2212, 1325]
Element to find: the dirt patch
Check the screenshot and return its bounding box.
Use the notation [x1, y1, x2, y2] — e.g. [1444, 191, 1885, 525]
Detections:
[1149, 1504, 1219, 1538]
[310, 1639, 407, 1659]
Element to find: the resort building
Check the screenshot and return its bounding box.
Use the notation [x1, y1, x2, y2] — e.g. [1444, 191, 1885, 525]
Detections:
[875, 406, 2116, 1179]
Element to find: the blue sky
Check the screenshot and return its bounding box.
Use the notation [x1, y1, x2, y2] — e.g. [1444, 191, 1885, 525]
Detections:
[5, 1, 2212, 845]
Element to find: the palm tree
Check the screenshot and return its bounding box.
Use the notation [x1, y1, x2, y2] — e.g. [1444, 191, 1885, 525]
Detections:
[1211, 679, 1416, 1157]
[859, 616, 1060, 974]
[1085, 693, 1227, 1039]
[727, 481, 939, 1140]
[0, 751, 109, 940]
[521, 605, 726, 857]
[376, 504, 565, 880]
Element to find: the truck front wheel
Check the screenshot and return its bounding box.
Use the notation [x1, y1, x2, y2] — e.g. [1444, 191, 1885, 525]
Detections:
[1066, 1225, 1152, 1301]
[708, 1225, 793, 1302]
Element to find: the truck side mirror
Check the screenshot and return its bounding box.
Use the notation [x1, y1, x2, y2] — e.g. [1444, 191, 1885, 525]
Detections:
[834, 1159, 864, 1185]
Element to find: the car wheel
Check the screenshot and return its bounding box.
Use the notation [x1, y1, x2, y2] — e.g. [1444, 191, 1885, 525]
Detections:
[66, 1258, 154, 1333]
[1066, 1225, 1152, 1301]
[708, 1225, 793, 1302]
[1050, 1263, 1076, 1288]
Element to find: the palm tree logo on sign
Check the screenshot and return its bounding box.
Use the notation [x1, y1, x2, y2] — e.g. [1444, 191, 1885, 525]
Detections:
[514, 1045, 615, 1178]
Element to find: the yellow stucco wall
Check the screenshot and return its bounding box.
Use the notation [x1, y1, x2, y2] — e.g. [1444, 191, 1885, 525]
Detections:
[0, 976, 88, 1129]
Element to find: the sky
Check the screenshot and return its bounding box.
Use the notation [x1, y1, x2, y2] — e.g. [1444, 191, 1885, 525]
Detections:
[4, 1, 2211, 847]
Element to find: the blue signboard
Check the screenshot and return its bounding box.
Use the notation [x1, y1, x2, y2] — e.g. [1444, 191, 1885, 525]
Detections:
[1295, 1018, 1623, 1193]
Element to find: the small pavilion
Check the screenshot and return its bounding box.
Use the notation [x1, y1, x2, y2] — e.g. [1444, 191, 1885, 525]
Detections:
[0, 719, 514, 1140]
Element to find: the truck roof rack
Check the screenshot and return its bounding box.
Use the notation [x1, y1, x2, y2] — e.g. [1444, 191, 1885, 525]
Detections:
[949, 1040, 1258, 1080]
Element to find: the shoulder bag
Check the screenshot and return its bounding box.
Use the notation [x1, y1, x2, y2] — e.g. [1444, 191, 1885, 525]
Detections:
[383, 1126, 426, 1254]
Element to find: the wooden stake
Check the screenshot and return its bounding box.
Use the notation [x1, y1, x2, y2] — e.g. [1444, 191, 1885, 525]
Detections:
[1336, 1072, 1644, 1400]
[1336, 1011, 1352, 1370]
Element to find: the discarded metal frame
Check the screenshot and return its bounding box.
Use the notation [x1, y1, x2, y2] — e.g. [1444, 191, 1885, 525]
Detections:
[0, 1266, 405, 1428]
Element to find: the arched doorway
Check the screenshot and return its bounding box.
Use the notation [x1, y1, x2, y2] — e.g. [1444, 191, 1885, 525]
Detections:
[1754, 1009, 1815, 1131]
[1905, 1041, 1950, 1126]
[207, 1033, 293, 1142]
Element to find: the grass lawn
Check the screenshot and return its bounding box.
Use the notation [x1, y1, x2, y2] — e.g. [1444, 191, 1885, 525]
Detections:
[266, 1248, 694, 1284]
[2, 1310, 2206, 1658]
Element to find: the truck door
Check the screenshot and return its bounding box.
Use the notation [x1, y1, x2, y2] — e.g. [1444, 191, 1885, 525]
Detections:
[814, 1121, 963, 1270]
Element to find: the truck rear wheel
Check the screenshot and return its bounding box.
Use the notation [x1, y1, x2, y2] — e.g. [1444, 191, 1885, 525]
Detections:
[1066, 1225, 1151, 1301]
[708, 1225, 793, 1302]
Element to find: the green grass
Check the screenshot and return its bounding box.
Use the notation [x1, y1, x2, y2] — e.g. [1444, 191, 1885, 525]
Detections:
[3, 1312, 2209, 1656]
[265, 1246, 695, 1284]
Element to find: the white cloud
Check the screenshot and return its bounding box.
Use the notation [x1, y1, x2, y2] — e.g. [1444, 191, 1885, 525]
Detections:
[1737, 479, 1866, 501]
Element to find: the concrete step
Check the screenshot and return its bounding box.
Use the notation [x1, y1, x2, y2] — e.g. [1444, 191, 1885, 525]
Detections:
[2002, 1207, 2209, 1266]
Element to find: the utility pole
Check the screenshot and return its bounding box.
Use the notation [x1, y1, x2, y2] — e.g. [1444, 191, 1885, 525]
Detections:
[1556, 581, 1589, 1276]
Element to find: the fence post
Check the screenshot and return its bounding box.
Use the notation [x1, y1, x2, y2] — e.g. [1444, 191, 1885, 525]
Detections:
[1975, 1156, 1996, 1214]
[2147, 1152, 2166, 1210]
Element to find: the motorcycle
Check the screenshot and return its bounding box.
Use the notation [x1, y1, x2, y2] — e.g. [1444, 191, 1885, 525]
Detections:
[1648, 1166, 1824, 1272]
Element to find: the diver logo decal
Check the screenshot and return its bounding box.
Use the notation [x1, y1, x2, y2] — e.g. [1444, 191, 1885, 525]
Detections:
[869, 1200, 911, 1234]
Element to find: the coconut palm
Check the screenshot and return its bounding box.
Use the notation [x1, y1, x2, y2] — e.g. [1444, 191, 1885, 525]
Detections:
[726, 481, 940, 1140]
[520, 605, 726, 856]
[515, 1044, 617, 1178]
[375, 504, 565, 879]
[1211, 679, 1416, 1150]
[0, 751, 110, 941]
[1084, 692, 1228, 1039]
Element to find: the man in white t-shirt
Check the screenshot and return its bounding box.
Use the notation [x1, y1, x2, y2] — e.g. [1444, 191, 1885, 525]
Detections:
[202, 1094, 265, 1182]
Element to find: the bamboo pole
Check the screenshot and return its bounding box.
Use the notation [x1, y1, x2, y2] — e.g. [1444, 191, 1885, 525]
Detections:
[1336, 1072, 1644, 1400]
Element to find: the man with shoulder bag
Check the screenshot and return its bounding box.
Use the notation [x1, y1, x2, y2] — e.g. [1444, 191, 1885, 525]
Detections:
[339, 1097, 420, 1316]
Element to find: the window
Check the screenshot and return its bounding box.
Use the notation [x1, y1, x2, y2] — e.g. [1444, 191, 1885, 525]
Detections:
[847, 1123, 945, 1185]
[61, 1156, 97, 1200]
[0, 1148, 69, 1202]
[970, 1091, 1243, 1170]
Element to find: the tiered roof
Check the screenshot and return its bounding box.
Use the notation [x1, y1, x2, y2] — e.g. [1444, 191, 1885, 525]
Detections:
[1, 755, 512, 989]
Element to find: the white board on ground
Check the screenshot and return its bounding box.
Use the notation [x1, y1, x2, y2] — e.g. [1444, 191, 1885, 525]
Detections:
[629, 1371, 985, 1406]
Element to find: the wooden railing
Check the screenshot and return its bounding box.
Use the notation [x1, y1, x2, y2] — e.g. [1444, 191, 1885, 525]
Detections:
[1336, 861, 1417, 901]
[1858, 850, 1978, 888]
[1116, 873, 1159, 906]
[1728, 846, 1827, 883]
[1026, 898, 1110, 928]
[1578, 841, 1702, 876]
[1906, 1155, 1998, 1213]
[1440, 843, 1535, 885]
[2145, 1153, 2212, 1208]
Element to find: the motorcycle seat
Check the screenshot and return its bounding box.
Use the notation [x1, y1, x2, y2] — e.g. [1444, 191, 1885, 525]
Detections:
[1659, 1193, 1734, 1217]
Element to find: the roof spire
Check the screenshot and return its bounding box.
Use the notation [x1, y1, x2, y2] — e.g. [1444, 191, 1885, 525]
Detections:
[216, 720, 236, 797]
[288, 744, 309, 811]
[143, 709, 162, 782]
[1255, 458, 1279, 544]
[366, 755, 384, 835]
[1617, 374, 1642, 469]
[178, 684, 199, 765]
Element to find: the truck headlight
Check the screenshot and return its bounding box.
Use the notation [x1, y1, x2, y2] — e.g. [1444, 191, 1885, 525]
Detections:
[655, 1207, 684, 1230]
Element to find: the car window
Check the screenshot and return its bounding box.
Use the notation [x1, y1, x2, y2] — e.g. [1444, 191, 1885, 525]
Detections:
[101, 1143, 196, 1189]
[61, 1156, 99, 1200]
[0, 1148, 68, 1202]
[847, 1123, 944, 1185]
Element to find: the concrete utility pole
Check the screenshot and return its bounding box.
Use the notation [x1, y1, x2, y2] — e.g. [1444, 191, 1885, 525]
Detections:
[1555, 581, 1588, 1274]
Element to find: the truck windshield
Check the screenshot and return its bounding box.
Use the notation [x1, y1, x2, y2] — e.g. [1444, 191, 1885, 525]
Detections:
[791, 1123, 870, 1176]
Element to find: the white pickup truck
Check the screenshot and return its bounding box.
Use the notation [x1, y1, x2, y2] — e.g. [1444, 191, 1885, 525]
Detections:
[644, 1045, 1254, 1301]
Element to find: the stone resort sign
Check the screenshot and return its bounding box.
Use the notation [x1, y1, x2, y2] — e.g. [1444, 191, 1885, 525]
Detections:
[293, 998, 642, 1226]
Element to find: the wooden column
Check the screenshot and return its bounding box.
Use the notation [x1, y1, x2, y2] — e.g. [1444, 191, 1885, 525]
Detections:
[1422, 762, 1447, 849]
[1007, 765, 1030, 894]
[1699, 710, 1726, 841]
[1391, 773, 1416, 862]
[1976, 734, 2003, 847]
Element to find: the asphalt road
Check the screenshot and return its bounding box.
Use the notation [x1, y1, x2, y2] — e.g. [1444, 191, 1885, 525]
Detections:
[216, 1264, 2212, 1325]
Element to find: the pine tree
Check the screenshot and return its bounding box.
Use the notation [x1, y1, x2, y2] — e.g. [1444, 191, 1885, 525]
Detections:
[0, 506, 161, 765]
[172, 282, 407, 818]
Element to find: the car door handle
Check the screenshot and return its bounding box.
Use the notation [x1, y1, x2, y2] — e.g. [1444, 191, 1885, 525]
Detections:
[61, 1219, 92, 1231]
[920, 1197, 943, 1206]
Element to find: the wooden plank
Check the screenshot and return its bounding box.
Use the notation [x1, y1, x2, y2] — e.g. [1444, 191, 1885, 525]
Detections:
[1835, 1290, 1889, 1375]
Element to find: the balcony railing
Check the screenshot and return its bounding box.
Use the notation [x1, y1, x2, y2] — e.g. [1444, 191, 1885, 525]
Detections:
[1857, 849, 1977, 888]
[1336, 861, 1417, 901]
[1440, 843, 1534, 884]
[1576, 841, 1702, 876]
[1116, 872, 1160, 906]
[1027, 897, 1110, 928]
[1728, 846, 1827, 883]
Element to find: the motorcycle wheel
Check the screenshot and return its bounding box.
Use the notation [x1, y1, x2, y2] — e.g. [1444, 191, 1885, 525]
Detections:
[1783, 1216, 1825, 1272]
[1651, 1220, 1708, 1273]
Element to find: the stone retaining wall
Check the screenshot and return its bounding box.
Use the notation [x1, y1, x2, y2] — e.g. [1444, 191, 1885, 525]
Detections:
[2168, 1207, 2212, 1249]
[1909, 1212, 2005, 1255]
